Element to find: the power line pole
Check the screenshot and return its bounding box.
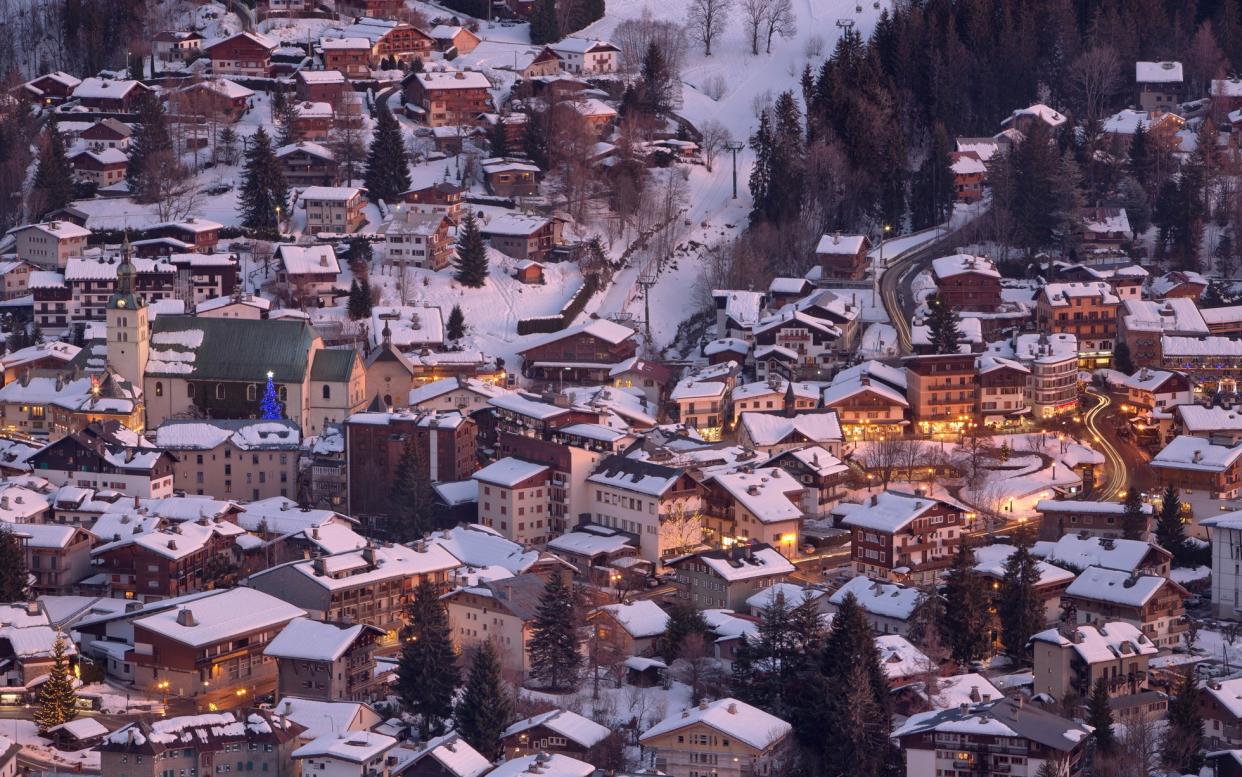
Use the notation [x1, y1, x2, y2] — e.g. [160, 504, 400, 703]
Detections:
[724, 141, 744, 199]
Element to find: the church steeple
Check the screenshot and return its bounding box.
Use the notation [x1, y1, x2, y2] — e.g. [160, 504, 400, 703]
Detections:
[106, 231, 149, 395]
[108, 233, 143, 311]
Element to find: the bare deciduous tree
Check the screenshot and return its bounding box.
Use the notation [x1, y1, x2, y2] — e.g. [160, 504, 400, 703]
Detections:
[1070, 45, 1121, 122]
[762, 0, 795, 53]
[740, 0, 770, 55]
[668, 633, 724, 704]
[686, 0, 732, 56]
[698, 119, 731, 172]
[330, 94, 367, 185]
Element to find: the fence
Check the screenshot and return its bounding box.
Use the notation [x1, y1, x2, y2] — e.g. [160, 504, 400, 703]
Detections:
[516, 274, 600, 335]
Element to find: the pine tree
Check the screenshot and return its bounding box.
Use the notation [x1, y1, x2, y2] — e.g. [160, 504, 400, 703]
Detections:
[454, 212, 489, 288]
[127, 93, 173, 202]
[388, 436, 435, 541]
[31, 127, 74, 218]
[941, 541, 991, 664]
[347, 279, 367, 320]
[925, 294, 963, 354]
[1162, 670, 1205, 773]
[1120, 488, 1147, 540]
[911, 123, 954, 230]
[1112, 341, 1134, 374]
[638, 41, 673, 116]
[453, 640, 513, 758]
[529, 0, 558, 44]
[1127, 122, 1152, 192]
[747, 110, 773, 223]
[259, 374, 282, 420]
[217, 126, 240, 165]
[363, 107, 411, 203]
[527, 573, 581, 691]
[1086, 676, 1115, 754]
[657, 600, 711, 661]
[0, 525, 27, 601]
[33, 633, 77, 733]
[274, 92, 302, 148]
[997, 537, 1042, 659]
[446, 304, 465, 341]
[237, 127, 288, 235]
[488, 118, 508, 157]
[1156, 483, 1188, 563]
[397, 579, 459, 739]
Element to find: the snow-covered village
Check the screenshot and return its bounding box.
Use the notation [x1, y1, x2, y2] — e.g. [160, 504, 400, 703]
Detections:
[6, 1, 1242, 777]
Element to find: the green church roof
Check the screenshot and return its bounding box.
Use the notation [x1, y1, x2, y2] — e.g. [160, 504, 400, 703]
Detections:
[147, 315, 318, 383]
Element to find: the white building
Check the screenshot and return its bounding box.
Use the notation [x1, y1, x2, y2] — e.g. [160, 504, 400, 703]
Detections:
[1203, 510, 1242, 619]
[292, 731, 396, 777]
[473, 457, 552, 546]
[548, 38, 619, 74]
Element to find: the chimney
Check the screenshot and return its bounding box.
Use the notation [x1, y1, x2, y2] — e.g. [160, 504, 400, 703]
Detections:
[312, 557, 327, 576]
[870, 494, 879, 506]
[175, 608, 197, 627]
[726, 702, 737, 714]
[969, 686, 981, 702]
[959, 702, 970, 715]
[167, 539, 177, 551]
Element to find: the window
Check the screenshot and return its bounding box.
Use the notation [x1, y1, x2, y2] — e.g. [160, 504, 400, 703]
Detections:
[322, 385, 331, 400]
[247, 384, 257, 401]
[155, 381, 163, 397]
[216, 383, 226, 399]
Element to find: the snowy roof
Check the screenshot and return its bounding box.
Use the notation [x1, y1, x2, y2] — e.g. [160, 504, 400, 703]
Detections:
[370, 305, 445, 348]
[1161, 335, 1242, 357]
[931, 254, 999, 280]
[1101, 109, 1180, 136]
[402, 733, 489, 777]
[921, 673, 1004, 710]
[971, 544, 1079, 587]
[256, 542, 461, 593]
[500, 709, 610, 749]
[682, 545, 795, 583]
[546, 527, 634, 556]
[273, 698, 381, 742]
[744, 584, 822, 614]
[471, 457, 548, 487]
[839, 491, 946, 533]
[48, 717, 109, 740]
[133, 588, 306, 647]
[72, 77, 148, 100]
[1204, 678, 1242, 719]
[1176, 405, 1242, 434]
[1122, 298, 1208, 335]
[1122, 367, 1191, 393]
[815, 233, 866, 255]
[670, 377, 726, 401]
[549, 37, 618, 54]
[1136, 61, 1183, 83]
[1030, 621, 1157, 664]
[738, 411, 842, 447]
[205, 30, 277, 52]
[829, 576, 920, 620]
[411, 68, 491, 90]
[518, 318, 635, 352]
[1035, 499, 1151, 516]
[488, 392, 569, 420]
[1063, 566, 1168, 607]
[277, 141, 335, 161]
[894, 698, 1088, 751]
[264, 617, 374, 662]
[821, 375, 908, 407]
[950, 154, 987, 175]
[732, 379, 819, 403]
[153, 420, 300, 451]
[293, 731, 395, 762]
[877, 634, 931, 680]
[711, 289, 764, 328]
[1201, 304, 1242, 326]
[485, 753, 594, 777]
[407, 377, 504, 406]
[1041, 281, 1119, 306]
[300, 185, 360, 201]
[426, 524, 538, 574]
[298, 70, 347, 84]
[640, 697, 791, 751]
[597, 599, 669, 638]
[1032, 534, 1162, 574]
[320, 36, 371, 50]
[9, 221, 91, 240]
[1152, 435, 1242, 473]
[197, 293, 272, 314]
[1004, 103, 1067, 128]
[587, 455, 683, 497]
[710, 467, 803, 524]
[832, 360, 908, 391]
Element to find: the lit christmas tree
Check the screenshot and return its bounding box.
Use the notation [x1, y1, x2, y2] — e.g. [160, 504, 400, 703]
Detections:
[33, 632, 77, 733]
[260, 371, 282, 420]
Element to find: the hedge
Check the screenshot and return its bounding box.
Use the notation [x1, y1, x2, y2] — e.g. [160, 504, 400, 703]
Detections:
[516, 273, 600, 335]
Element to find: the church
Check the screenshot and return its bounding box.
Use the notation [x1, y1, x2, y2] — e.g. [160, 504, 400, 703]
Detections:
[106, 239, 366, 434]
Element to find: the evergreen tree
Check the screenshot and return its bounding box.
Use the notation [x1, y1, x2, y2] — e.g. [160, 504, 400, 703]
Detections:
[941, 541, 991, 664]
[31, 127, 74, 218]
[1112, 341, 1134, 374]
[488, 117, 508, 156]
[1162, 670, 1205, 773]
[217, 126, 240, 165]
[925, 294, 963, 354]
[454, 212, 489, 288]
[637, 42, 674, 116]
[396, 579, 459, 739]
[529, 0, 558, 44]
[33, 633, 76, 733]
[997, 537, 1042, 659]
[388, 436, 435, 540]
[259, 374, 282, 420]
[453, 639, 513, 758]
[657, 601, 711, 661]
[237, 127, 288, 235]
[911, 123, 954, 230]
[363, 107, 412, 203]
[527, 573, 581, 691]
[446, 304, 465, 341]
[815, 594, 896, 777]
[273, 92, 302, 148]
[126, 93, 174, 202]
[907, 587, 945, 650]
[347, 279, 369, 320]
[1120, 487, 1147, 540]
[747, 110, 773, 223]
[1127, 122, 1152, 192]
[0, 526, 27, 601]
[1156, 483, 1188, 563]
[1118, 176, 1151, 235]
[1086, 676, 1115, 754]
[347, 236, 374, 275]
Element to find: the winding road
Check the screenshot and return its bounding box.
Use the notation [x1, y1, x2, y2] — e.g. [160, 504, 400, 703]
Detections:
[1083, 389, 1128, 501]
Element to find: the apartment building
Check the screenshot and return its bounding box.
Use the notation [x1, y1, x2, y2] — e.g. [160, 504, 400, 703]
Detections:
[841, 490, 965, 585]
[1036, 281, 1120, 368]
[302, 187, 367, 234]
[905, 353, 978, 436]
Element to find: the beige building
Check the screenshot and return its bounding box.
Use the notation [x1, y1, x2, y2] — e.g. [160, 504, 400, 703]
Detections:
[302, 186, 367, 234]
[265, 617, 384, 703]
[639, 697, 792, 777]
[7, 221, 91, 269]
[153, 419, 301, 501]
[308, 348, 367, 434]
[443, 573, 548, 680]
[666, 544, 795, 611]
[1029, 622, 1159, 711]
[474, 457, 552, 546]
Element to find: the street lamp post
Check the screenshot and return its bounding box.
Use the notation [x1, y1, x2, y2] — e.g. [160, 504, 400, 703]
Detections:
[724, 141, 744, 199]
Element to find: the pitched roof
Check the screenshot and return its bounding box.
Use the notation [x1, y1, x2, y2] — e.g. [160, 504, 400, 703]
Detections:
[640, 697, 791, 751]
[146, 315, 317, 382]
